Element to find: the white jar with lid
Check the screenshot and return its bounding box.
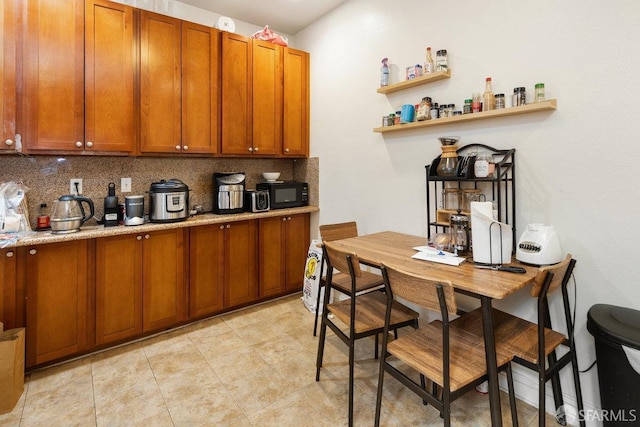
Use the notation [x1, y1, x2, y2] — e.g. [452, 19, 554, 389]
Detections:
[474, 153, 490, 178]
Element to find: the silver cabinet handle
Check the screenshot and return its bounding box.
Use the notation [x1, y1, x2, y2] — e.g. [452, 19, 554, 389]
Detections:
[287, 217, 291, 221]
[29, 249, 37, 255]
[175, 145, 181, 150]
[183, 145, 188, 151]
[219, 225, 224, 229]
[6, 251, 14, 257]
[285, 148, 289, 153]
[136, 235, 142, 240]
[248, 147, 253, 152]
[86, 141, 93, 148]
[144, 234, 150, 239]
[75, 141, 83, 148]
[282, 217, 287, 221]
[254, 147, 259, 152]
[5, 139, 13, 146]
[226, 224, 230, 228]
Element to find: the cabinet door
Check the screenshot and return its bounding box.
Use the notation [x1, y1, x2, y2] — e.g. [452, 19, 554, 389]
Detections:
[252, 39, 282, 156]
[95, 234, 143, 345]
[25, 240, 89, 367]
[182, 22, 219, 155]
[283, 48, 309, 157]
[220, 32, 252, 155]
[189, 225, 224, 318]
[284, 213, 310, 292]
[84, 0, 135, 154]
[142, 229, 186, 332]
[1, 0, 17, 152]
[258, 216, 286, 297]
[139, 11, 181, 154]
[23, 0, 85, 152]
[0, 248, 18, 329]
[224, 221, 258, 308]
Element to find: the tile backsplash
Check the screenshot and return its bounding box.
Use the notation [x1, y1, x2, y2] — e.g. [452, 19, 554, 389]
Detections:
[0, 155, 318, 228]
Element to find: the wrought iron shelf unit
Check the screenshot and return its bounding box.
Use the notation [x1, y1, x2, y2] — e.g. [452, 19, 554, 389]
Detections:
[425, 143, 516, 251]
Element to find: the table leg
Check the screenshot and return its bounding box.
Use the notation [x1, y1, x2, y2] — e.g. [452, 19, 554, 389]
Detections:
[481, 296, 502, 427]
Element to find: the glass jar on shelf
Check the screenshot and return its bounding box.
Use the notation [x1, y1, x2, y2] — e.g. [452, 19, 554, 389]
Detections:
[443, 188, 461, 211]
[416, 97, 432, 121]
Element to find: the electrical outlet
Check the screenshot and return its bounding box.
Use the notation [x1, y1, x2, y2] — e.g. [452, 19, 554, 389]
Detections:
[70, 178, 83, 195]
[121, 177, 132, 193]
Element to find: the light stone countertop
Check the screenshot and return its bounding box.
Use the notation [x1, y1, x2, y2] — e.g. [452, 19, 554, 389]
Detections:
[8, 206, 319, 248]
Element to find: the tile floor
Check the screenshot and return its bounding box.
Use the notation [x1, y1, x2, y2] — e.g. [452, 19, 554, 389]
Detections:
[0, 294, 560, 426]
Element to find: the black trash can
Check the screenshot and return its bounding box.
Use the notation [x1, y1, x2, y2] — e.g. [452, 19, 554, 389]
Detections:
[587, 304, 640, 426]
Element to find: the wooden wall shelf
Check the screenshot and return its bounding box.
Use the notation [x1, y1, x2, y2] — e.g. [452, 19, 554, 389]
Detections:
[376, 70, 451, 94]
[373, 99, 557, 133]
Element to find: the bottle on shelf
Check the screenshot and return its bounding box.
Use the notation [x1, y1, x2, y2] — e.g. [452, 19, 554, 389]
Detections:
[534, 83, 545, 102]
[482, 77, 494, 111]
[424, 47, 435, 74]
[37, 203, 50, 230]
[380, 57, 389, 87]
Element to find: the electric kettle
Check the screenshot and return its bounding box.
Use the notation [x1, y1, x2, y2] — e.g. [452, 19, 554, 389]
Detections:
[50, 195, 95, 234]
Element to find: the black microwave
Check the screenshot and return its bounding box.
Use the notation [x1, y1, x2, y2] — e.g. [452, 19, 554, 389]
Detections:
[256, 181, 308, 209]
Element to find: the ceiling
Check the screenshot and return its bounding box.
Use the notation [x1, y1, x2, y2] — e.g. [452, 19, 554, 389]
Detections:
[176, 0, 348, 35]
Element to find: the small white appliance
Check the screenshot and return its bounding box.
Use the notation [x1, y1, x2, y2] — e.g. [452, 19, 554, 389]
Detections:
[516, 224, 563, 265]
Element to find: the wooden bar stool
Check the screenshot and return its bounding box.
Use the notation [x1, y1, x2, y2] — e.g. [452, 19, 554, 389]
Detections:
[452, 254, 585, 426]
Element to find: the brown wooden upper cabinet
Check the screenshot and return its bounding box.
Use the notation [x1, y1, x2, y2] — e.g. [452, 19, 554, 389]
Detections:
[139, 11, 182, 154]
[1, 0, 17, 153]
[139, 13, 220, 155]
[22, 0, 136, 155]
[221, 33, 309, 157]
[182, 22, 220, 155]
[283, 48, 310, 157]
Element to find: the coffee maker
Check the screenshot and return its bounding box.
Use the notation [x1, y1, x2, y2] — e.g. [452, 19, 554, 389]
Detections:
[213, 172, 245, 214]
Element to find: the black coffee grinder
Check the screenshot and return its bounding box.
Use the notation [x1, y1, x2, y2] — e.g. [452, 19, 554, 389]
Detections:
[103, 182, 119, 227]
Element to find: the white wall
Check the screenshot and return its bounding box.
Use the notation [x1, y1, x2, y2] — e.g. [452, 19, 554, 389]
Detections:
[295, 0, 640, 424]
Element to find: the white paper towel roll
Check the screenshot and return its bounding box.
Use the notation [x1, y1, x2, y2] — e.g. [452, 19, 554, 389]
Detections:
[471, 201, 512, 264]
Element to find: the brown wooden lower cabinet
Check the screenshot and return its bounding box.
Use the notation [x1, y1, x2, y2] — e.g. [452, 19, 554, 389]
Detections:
[95, 233, 143, 345]
[141, 229, 186, 332]
[259, 213, 310, 297]
[188, 224, 225, 318]
[95, 228, 185, 345]
[0, 247, 18, 329]
[222, 220, 258, 308]
[189, 220, 258, 313]
[4, 214, 309, 368]
[24, 240, 90, 367]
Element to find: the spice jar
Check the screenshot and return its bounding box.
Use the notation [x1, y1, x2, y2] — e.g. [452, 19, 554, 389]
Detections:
[430, 102, 439, 119]
[463, 99, 472, 114]
[436, 50, 448, 71]
[472, 92, 482, 113]
[534, 83, 545, 102]
[416, 97, 432, 121]
[513, 87, 526, 106]
[394, 111, 401, 125]
[494, 93, 505, 109]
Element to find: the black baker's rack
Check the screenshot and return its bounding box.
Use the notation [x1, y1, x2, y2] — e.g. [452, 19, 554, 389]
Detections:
[425, 143, 516, 253]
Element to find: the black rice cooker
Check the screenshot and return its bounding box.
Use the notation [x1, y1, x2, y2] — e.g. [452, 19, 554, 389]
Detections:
[148, 179, 189, 223]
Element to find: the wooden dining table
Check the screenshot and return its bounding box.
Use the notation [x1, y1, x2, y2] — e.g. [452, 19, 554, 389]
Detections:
[328, 231, 538, 427]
